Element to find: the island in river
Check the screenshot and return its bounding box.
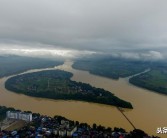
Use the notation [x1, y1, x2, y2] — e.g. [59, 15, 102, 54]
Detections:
[5, 70, 133, 109]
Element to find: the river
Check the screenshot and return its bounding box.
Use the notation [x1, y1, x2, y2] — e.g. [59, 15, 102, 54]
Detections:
[0, 61, 166, 137]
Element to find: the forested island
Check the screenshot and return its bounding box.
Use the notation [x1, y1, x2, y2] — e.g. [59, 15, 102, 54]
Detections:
[5, 70, 133, 108]
[0, 55, 63, 78]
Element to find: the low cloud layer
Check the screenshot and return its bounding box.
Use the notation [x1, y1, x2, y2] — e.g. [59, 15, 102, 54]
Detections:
[0, 0, 167, 59]
[0, 43, 163, 61]
[110, 50, 164, 61]
[0, 43, 96, 59]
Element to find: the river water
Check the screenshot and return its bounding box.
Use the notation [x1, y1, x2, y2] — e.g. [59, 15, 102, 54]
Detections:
[0, 61, 166, 137]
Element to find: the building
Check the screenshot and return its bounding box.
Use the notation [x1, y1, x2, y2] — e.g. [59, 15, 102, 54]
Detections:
[53, 128, 59, 135]
[59, 129, 66, 137]
[67, 126, 77, 137]
[6, 111, 32, 122]
[6, 111, 18, 120]
[18, 112, 32, 122]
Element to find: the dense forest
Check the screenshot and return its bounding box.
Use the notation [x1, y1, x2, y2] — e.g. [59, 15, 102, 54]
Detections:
[0, 55, 63, 78]
[5, 70, 133, 108]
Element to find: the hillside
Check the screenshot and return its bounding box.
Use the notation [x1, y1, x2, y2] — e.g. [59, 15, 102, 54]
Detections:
[0, 55, 63, 78]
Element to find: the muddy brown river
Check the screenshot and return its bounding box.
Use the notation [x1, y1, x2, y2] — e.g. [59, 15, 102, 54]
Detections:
[0, 61, 166, 137]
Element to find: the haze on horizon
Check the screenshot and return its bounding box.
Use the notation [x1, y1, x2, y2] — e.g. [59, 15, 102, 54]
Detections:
[0, 0, 167, 60]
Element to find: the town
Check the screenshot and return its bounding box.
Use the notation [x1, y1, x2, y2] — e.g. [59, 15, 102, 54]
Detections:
[0, 110, 158, 138]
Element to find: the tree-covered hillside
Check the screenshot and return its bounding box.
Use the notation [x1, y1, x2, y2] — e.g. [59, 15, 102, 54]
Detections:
[0, 55, 63, 78]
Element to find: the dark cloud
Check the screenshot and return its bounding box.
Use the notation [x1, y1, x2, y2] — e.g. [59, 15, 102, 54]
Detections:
[0, 0, 167, 59]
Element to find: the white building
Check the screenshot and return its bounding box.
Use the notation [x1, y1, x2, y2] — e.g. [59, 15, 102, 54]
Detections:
[18, 112, 32, 122]
[6, 111, 18, 120]
[6, 111, 32, 122]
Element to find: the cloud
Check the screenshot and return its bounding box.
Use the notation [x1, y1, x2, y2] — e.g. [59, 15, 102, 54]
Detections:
[109, 50, 164, 61]
[0, 43, 96, 59]
[0, 42, 163, 61]
[141, 51, 163, 60]
[0, 0, 167, 54]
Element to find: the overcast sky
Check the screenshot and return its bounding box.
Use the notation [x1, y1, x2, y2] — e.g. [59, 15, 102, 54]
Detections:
[0, 0, 167, 59]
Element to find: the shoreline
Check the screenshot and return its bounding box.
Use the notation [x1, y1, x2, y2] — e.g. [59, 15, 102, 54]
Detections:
[0, 61, 167, 137]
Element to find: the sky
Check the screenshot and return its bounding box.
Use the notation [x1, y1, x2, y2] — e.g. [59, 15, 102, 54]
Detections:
[0, 0, 167, 60]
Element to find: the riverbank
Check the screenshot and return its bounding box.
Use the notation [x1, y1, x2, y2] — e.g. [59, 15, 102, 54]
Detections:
[0, 61, 167, 137]
[0, 107, 155, 138]
[129, 68, 167, 95]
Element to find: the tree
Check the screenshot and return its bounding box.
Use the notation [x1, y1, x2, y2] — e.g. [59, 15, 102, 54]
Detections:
[75, 121, 79, 126]
[93, 123, 97, 130]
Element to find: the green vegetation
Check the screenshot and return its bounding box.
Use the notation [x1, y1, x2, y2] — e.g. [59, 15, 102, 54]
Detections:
[73, 55, 167, 95]
[0, 55, 63, 78]
[73, 57, 150, 79]
[5, 70, 133, 108]
[0, 106, 16, 121]
[129, 67, 167, 95]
